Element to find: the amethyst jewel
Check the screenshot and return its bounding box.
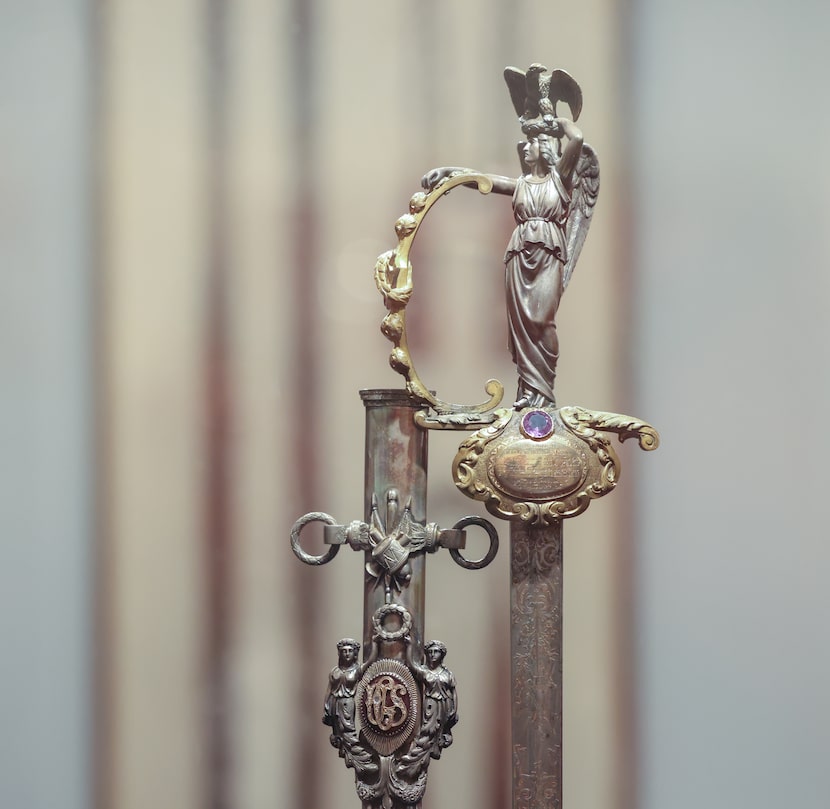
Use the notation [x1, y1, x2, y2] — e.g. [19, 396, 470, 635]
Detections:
[520, 409, 554, 440]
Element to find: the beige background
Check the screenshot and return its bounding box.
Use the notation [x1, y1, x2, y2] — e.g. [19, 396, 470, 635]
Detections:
[99, 3, 628, 809]
[3, 2, 829, 809]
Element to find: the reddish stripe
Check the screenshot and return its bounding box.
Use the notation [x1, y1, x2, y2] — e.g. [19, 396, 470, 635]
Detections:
[205, 2, 233, 807]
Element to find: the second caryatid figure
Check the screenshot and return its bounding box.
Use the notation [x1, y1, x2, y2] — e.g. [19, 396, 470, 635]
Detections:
[422, 65, 599, 410]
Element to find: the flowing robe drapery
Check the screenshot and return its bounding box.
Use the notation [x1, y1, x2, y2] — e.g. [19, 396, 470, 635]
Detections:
[504, 171, 570, 403]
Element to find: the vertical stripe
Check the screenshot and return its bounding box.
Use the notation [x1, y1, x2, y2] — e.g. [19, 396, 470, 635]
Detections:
[92, 1, 112, 808]
[89, 3, 630, 808]
[0, 3, 93, 808]
[632, 4, 830, 808]
[615, 7, 641, 808]
[222, 0, 294, 806]
[204, 1, 233, 808]
[103, 3, 208, 808]
[287, 2, 325, 807]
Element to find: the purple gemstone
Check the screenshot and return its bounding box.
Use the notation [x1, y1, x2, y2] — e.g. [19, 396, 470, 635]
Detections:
[521, 410, 553, 440]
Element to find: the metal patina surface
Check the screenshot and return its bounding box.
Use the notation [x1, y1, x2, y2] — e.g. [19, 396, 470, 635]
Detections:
[291, 390, 497, 808]
[291, 64, 659, 809]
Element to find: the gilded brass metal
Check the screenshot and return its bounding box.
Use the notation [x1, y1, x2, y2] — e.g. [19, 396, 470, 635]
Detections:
[560, 405, 660, 451]
[452, 406, 659, 525]
[375, 173, 505, 418]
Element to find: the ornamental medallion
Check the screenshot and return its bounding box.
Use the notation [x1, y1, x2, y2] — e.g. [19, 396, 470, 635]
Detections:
[356, 659, 420, 756]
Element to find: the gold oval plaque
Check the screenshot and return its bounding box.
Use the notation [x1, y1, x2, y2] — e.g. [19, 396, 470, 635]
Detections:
[492, 436, 587, 499]
[452, 407, 655, 524]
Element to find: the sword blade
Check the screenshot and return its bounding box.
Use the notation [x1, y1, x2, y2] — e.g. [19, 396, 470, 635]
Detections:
[511, 521, 563, 809]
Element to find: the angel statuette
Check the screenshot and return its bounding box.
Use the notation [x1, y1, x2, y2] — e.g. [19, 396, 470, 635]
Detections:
[422, 66, 599, 409]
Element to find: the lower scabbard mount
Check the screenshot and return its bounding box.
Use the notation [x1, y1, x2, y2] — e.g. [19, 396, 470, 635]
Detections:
[325, 605, 459, 809]
[291, 489, 491, 808]
[452, 405, 660, 525]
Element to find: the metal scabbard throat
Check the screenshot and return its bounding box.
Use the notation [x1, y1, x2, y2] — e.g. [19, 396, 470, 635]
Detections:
[290, 65, 659, 809]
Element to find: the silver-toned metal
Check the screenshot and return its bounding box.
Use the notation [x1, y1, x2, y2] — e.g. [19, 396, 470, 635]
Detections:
[319, 592, 463, 807]
[510, 522, 563, 809]
[290, 65, 660, 809]
[321, 517, 465, 552]
[403, 640, 458, 763]
[290, 389, 499, 808]
[360, 391, 430, 658]
[324, 637, 379, 772]
[420, 136, 598, 410]
[292, 499, 493, 598]
[289, 511, 340, 566]
[372, 603, 414, 642]
[449, 516, 500, 570]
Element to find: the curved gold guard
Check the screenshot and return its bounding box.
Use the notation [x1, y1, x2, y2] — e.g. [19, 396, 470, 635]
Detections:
[374, 171, 505, 415]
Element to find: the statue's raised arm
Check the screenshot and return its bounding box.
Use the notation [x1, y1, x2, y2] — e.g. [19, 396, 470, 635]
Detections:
[421, 166, 516, 196]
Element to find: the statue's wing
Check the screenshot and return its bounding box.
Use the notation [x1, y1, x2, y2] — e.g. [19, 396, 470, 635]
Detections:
[562, 143, 600, 291]
[504, 66, 527, 117]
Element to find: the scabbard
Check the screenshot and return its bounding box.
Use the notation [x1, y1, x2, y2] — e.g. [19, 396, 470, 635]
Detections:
[360, 389, 428, 658]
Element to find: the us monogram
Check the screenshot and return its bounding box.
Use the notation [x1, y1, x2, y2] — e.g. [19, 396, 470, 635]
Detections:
[364, 675, 409, 732]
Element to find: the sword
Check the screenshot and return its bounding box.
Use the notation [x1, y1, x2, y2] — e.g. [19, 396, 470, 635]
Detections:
[291, 64, 659, 809]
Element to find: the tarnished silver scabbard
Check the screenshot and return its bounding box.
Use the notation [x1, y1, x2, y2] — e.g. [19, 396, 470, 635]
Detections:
[291, 390, 498, 809]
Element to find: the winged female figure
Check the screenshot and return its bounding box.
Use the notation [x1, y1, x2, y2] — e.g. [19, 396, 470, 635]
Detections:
[422, 67, 599, 409]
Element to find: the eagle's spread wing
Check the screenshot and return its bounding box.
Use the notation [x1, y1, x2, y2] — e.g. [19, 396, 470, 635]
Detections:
[504, 66, 528, 118]
[547, 69, 583, 122]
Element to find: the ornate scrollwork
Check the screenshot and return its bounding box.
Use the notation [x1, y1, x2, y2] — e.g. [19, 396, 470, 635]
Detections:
[511, 525, 563, 809]
[412, 408, 504, 431]
[559, 406, 660, 451]
[511, 527, 562, 584]
[453, 406, 660, 525]
[356, 658, 420, 756]
[290, 489, 472, 598]
[375, 171, 505, 418]
[325, 610, 459, 808]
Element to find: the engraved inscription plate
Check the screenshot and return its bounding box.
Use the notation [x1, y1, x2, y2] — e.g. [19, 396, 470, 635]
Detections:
[356, 659, 420, 755]
[452, 407, 638, 524]
[492, 436, 587, 499]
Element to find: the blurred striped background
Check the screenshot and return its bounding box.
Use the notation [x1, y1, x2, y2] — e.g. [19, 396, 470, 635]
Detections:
[3, 2, 830, 809]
